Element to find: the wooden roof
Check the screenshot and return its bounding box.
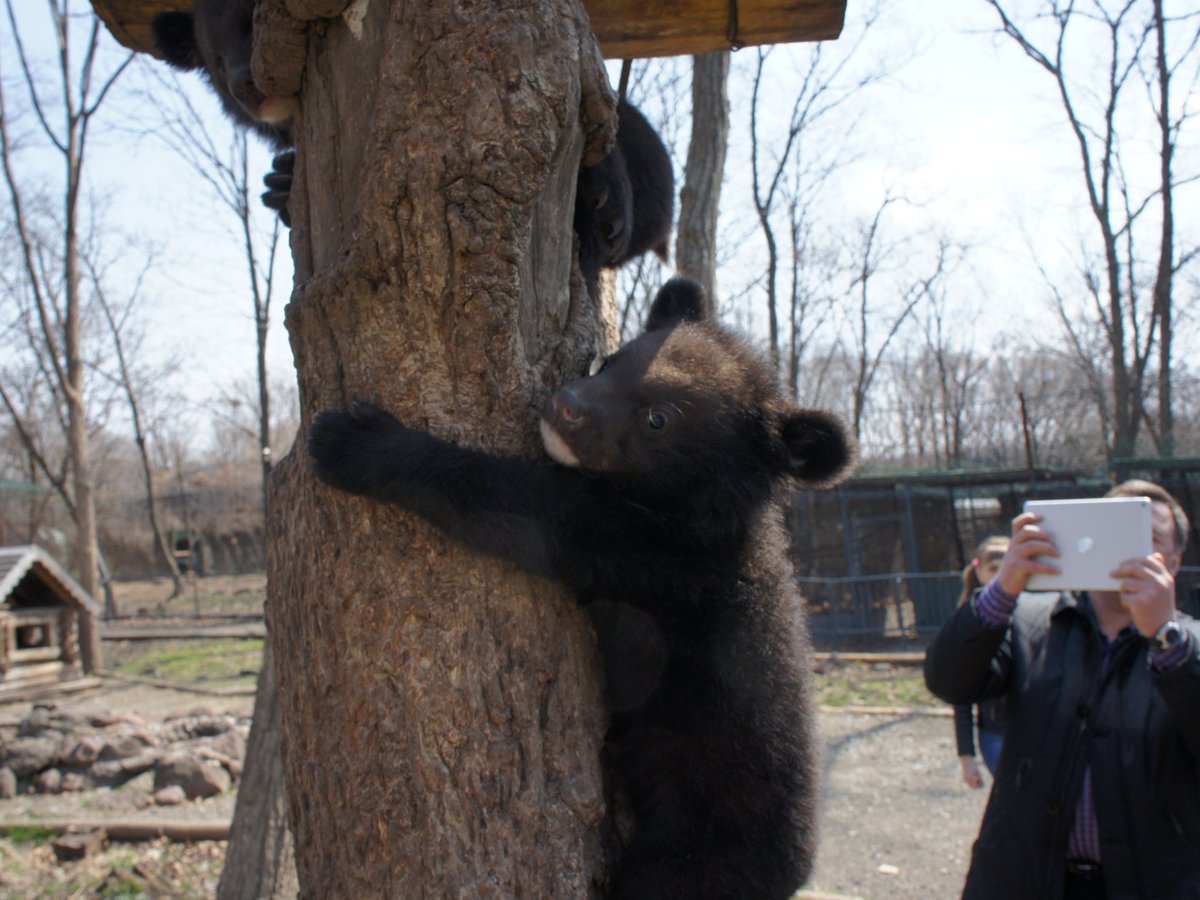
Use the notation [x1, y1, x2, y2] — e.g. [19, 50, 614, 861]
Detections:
[0, 545, 102, 618]
[91, 0, 845, 61]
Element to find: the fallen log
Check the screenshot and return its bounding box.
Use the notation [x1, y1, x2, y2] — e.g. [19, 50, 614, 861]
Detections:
[0, 819, 231, 842]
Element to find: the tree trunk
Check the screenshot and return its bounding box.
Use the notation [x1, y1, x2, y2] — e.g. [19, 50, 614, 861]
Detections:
[256, 304, 273, 516]
[675, 51, 729, 301]
[262, 1, 613, 894]
[65, 155, 105, 661]
[217, 642, 298, 900]
[218, 248, 289, 898]
[1152, 0, 1174, 457]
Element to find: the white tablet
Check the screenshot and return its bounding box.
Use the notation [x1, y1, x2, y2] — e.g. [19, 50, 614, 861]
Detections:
[1023, 497, 1153, 592]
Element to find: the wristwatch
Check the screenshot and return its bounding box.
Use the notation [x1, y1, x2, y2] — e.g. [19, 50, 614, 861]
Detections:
[1153, 619, 1184, 651]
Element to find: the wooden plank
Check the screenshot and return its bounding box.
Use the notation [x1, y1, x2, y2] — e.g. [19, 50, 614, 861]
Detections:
[585, 0, 846, 58]
[90, 0, 845, 60]
[0, 819, 232, 842]
[0, 674, 102, 704]
[101, 622, 266, 640]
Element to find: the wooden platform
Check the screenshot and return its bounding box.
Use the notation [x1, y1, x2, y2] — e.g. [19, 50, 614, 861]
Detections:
[0, 673, 103, 704]
[90, 0, 845, 60]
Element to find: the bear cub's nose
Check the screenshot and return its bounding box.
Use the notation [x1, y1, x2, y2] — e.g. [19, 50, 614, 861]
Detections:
[546, 389, 587, 430]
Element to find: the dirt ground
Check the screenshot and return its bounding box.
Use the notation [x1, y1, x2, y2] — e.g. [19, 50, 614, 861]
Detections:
[808, 710, 987, 899]
[0, 674, 987, 899]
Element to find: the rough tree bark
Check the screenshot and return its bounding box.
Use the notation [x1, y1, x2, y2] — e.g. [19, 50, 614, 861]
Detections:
[675, 50, 729, 301]
[256, 0, 614, 894]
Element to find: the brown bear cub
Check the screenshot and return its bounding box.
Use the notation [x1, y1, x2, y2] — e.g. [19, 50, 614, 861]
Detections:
[308, 277, 854, 899]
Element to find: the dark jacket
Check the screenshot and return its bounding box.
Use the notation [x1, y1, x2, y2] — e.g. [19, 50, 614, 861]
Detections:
[925, 591, 1200, 900]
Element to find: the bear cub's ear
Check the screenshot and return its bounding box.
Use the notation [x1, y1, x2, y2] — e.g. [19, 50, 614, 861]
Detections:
[153, 12, 203, 71]
[779, 409, 856, 487]
[645, 277, 711, 332]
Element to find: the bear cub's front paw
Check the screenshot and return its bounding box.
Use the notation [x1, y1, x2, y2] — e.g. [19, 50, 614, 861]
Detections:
[261, 149, 294, 227]
[307, 402, 404, 495]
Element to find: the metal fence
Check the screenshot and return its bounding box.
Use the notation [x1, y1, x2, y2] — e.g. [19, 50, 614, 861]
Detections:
[801, 566, 1200, 643]
[789, 462, 1200, 643]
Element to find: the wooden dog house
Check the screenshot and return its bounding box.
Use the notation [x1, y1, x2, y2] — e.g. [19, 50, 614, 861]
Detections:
[0, 546, 103, 700]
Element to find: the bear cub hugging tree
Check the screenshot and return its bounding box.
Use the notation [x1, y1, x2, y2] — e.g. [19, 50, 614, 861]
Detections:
[308, 277, 855, 899]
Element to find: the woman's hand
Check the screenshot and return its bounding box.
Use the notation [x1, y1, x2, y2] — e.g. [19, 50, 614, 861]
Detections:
[959, 755, 984, 790]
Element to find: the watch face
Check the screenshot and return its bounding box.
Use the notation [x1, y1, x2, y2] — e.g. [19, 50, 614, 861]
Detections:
[1157, 621, 1183, 649]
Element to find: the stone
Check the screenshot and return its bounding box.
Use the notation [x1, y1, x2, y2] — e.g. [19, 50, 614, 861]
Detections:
[208, 728, 247, 763]
[52, 831, 104, 862]
[62, 734, 105, 768]
[155, 755, 231, 798]
[88, 712, 146, 728]
[89, 750, 160, 784]
[154, 784, 187, 806]
[0, 766, 17, 799]
[122, 769, 156, 793]
[34, 767, 63, 794]
[98, 733, 156, 761]
[17, 706, 56, 737]
[2, 735, 61, 777]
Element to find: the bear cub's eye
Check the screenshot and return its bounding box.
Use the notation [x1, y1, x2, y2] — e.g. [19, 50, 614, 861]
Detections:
[645, 409, 668, 430]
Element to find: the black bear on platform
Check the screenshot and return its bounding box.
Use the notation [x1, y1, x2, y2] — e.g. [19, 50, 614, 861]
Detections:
[575, 100, 674, 283]
[151, 1, 671, 270]
[152, 0, 296, 223]
[307, 277, 854, 899]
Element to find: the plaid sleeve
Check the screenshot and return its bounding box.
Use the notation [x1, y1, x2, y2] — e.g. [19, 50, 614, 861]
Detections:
[972, 578, 1017, 629]
[1148, 631, 1191, 673]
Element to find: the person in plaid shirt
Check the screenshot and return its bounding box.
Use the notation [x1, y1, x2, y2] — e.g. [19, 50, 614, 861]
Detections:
[925, 480, 1200, 899]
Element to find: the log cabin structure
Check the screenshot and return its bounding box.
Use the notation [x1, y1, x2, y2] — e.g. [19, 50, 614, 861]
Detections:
[0, 546, 103, 700]
[90, 0, 845, 60]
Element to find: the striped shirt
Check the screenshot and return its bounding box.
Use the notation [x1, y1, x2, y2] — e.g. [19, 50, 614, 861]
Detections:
[972, 578, 1191, 863]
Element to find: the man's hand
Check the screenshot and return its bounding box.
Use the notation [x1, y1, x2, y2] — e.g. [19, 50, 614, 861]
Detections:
[997, 512, 1061, 596]
[1111, 552, 1177, 638]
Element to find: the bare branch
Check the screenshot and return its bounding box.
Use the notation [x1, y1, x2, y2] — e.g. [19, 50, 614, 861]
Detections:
[3, 0, 68, 153]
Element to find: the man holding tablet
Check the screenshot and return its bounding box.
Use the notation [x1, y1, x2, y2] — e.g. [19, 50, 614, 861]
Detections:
[925, 479, 1200, 899]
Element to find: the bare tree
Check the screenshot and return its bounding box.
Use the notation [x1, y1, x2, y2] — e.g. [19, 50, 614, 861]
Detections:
[917, 284, 990, 467]
[146, 70, 285, 515]
[0, 355, 70, 545]
[839, 196, 960, 442]
[983, 0, 1200, 460]
[747, 2, 888, 374]
[675, 51, 729, 299]
[88, 256, 183, 594]
[0, 0, 132, 646]
[783, 164, 840, 404]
